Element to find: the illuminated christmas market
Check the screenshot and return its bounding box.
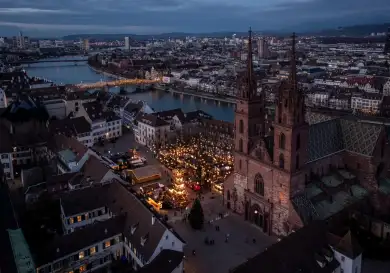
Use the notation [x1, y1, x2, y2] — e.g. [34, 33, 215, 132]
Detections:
[157, 133, 234, 206]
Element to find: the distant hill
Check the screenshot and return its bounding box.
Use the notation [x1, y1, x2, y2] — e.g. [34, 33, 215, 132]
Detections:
[304, 23, 390, 37]
[62, 32, 249, 41]
[62, 23, 390, 41]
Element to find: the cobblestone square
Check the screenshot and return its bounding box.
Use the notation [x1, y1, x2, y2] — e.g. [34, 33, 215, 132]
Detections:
[170, 196, 277, 273]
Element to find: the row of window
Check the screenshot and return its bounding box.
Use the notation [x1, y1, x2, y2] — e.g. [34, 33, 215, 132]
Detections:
[47, 245, 115, 273]
[67, 208, 107, 225]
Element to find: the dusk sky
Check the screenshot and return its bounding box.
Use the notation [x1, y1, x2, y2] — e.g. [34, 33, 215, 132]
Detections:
[0, 0, 389, 36]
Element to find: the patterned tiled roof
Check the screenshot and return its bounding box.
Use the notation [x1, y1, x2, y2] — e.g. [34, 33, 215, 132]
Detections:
[307, 119, 344, 162]
[307, 118, 383, 162]
[305, 111, 336, 125]
[339, 119, 382, 156]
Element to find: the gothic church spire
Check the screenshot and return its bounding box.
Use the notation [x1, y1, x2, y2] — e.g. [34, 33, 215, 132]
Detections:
[238, 27, 257, 100]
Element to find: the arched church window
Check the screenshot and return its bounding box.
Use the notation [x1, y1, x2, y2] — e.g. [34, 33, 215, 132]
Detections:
[239, 120, 244, 134]
[239, 139, 243, 152]
[296, 134, 300, 150]
[227, 190, 231, 200]
[279, 153, 285, 169]
[254, 173, 264, 196]
[280, 133, 286, 150]
[284, 99, 288, 108]
[296, 154, 300, 171]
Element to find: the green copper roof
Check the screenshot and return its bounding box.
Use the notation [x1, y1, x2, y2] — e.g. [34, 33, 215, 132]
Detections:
[8, 229, 35, 273]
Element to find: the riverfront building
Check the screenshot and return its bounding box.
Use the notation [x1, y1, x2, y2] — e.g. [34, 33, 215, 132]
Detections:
[224, 31, 390, 236]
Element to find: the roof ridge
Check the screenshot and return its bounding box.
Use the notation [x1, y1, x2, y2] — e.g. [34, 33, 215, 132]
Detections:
[335, 230, 362, 259]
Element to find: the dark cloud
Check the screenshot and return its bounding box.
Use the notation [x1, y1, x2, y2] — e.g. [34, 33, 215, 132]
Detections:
[0, 0, 388, 36]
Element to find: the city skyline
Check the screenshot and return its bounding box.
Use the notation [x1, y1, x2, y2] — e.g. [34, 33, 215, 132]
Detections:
[0, 0, 389, 36]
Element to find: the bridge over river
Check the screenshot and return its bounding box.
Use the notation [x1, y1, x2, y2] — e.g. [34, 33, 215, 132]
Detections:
[10, 58, 88, 65]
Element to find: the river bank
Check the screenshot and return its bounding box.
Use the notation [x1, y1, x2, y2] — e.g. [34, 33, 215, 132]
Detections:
[88, 65, 126, 80]
[24, 56, 235, 121]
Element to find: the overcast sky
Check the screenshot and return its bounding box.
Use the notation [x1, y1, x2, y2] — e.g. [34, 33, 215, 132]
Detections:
[0, 0, 389, 36]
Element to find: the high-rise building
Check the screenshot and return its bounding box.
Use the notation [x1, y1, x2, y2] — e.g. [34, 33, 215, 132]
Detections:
[258, 37, 270, 59]
[12, 31, 29, 49]
[124, 36, 130, 50]
[384, 27, 390, 54]
[82, 39, 90, 51]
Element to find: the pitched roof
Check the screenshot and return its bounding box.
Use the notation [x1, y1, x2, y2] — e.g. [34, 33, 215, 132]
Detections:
[185, 110, 212, 122]
[105, 182, 171, 261]
[333, 230, 363, 259]
[136, 113, 169, 127]
[49, 117, 91, 136]
[137, 250, 183, 273]
[307, 118, 383, 162]
[49, 135, 88, 161]
[231, 221, 339, 273]
[0, 95, 49, 123]
[56, 181, 182, 263]
[154, 108, 184, 121]
[82, 101, 120, 122]
[60, 185, 110, 216]
[124, 101, 143, 113]
[81, 155, 110, 183]
[35, 215, 125, 267]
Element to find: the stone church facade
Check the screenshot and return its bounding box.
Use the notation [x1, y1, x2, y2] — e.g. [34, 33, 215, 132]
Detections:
[224, 31, 390, 236]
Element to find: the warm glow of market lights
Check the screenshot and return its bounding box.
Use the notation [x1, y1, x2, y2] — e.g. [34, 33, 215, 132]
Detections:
[157, 133, 234, 198]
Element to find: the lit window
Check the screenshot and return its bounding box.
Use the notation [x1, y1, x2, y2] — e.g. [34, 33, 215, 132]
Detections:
[79, 265, 87, 273]
[79, 251, 84, 259]
[77, 215, 82, 222]
[90, 247, 96, 255]
[105, 241, 111, 248]
[69, 218, 74, 224]
[85, 213, 89, 219]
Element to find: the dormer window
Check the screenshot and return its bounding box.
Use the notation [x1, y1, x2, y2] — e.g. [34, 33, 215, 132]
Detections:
[131, 222, 139, 234]
[141, 233, 149, 246]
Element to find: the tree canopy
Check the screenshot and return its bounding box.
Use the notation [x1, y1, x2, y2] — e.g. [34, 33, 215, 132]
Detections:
[188, 198, 204, 230]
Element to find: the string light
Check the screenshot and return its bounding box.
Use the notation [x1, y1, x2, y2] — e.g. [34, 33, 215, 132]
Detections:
[157, 132, 233, 203]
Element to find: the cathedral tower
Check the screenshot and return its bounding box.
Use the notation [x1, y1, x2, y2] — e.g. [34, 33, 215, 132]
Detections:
[273, 33, 308, 175]
[234, 28, 266, 176]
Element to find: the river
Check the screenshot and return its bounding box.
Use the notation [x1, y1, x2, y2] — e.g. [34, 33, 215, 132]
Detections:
[24, 56, 234, 122]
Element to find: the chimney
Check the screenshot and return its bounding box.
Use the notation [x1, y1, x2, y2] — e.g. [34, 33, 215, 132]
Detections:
[56, 248, 60, 253]
[152, 215, 156, 225]
[104, 228, 108, 234]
